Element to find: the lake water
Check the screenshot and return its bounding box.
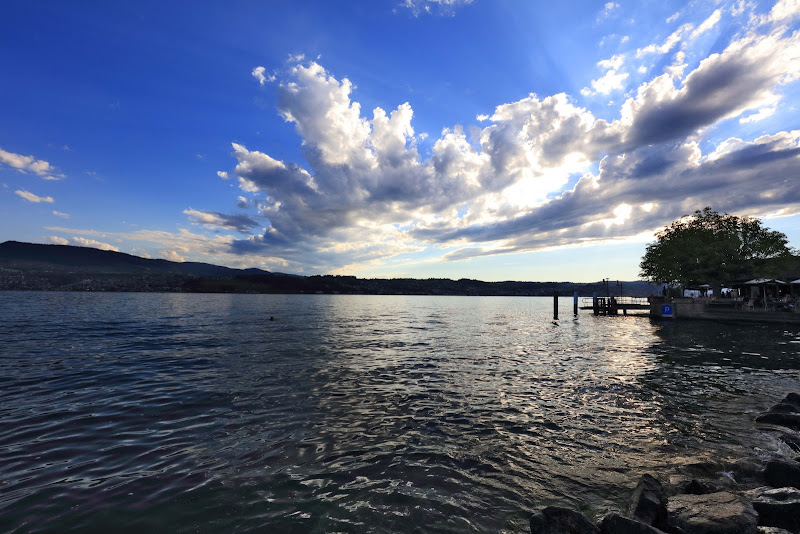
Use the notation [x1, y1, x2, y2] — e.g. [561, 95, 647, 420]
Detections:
[1, 292, 799, 533]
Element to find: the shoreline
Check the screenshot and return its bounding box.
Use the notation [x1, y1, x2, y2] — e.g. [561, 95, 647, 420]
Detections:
[529, 392, 800, 534]
[649, 297, 800, 325]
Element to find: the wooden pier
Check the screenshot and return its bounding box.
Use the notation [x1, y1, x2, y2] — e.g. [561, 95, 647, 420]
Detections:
[579, 296, 650, 315]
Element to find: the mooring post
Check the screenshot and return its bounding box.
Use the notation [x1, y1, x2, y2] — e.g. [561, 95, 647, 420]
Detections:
[573, 291, 578, 316]
[553, 290, 558, 320]
[592, 292, 598, 316]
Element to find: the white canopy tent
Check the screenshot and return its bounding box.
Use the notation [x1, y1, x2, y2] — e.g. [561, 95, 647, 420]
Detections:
[791, 279, 800, 296]
[744, 278, 789, 307]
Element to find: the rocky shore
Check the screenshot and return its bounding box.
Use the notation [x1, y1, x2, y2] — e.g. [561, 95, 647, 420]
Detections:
[529, 393, 800, 534]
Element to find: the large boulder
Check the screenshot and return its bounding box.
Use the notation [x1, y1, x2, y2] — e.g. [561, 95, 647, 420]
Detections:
[529, 507, 600, 534]
[757, 394, 800, 430]
[768, 403, 800, 414]
[666, 491, 758, 534]
[779, 393, 800, 411]
[599, 513, 666, 534]
[628, 474, 667, 527]
[756, 413, 800, 431]
[764, 460, 800, 489]
[732, 457, 768, 487]
[746, 486, 800, 532]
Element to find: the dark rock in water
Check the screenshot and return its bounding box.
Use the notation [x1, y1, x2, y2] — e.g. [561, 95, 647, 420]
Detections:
[778, 434, 800, 453]
[769, 403, 800, 414]
[757, 394, 800, 431]
[542, 420, 563, 431]
[628, 474, 667, 527]
[671, 468, 741, 498]
[599, 513, 666, 534]
[666, 491, 758, 534]
[733, 458, 768, 487]
[746, 486, 800, 532]
[529, 507, 600, 534]
[685, 460, 727, 478]
[684, 479, 719, 495]
[781, 393, 800, 411]
[764, 460, 800, 489]
[756, 413, 800, 431]
[684, 479, 705, 495]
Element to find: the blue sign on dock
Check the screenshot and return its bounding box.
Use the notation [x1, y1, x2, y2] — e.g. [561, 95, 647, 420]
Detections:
[661, 304, 673, 318]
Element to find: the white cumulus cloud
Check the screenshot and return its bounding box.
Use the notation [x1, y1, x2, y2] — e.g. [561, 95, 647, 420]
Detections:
[1, 147, 63, 180]
[740, 106, 777, 123]
[44, 235, 119, 251]
[15, 190, 54, 203]
[162, 249, 186, 262]
[252, 66, 275, 85]
[597, 2, 619, 20]
[210, 21, 800, 272]
[690, 9, 722, 40]
[598, 54, 625, 70]
[636, 23, 693, 57]
[45, 236, 69, 245]
[585, 69, 630, 95]
[765, 0, 800, 24]
[70, 237, 119, 251]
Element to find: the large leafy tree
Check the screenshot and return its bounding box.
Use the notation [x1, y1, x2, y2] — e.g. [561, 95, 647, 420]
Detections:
[639, 207, 792, 291]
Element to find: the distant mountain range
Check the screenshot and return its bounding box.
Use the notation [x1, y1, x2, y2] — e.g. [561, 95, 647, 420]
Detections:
[0, 240, 663, 296]
[0, 240, 269, 277]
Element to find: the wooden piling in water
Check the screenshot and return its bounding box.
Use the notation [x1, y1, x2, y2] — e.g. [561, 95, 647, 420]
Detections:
[573, 292, 578, 316]
[553, 290, 558, 320]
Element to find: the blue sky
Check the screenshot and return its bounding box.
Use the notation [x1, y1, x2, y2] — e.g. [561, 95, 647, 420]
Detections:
[2, 0, 799, 282]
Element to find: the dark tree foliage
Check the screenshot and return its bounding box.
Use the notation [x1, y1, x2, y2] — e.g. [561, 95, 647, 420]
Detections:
[639, 207, 792, 290]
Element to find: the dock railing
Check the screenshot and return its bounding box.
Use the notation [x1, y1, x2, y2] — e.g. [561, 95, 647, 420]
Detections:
[580, 296, 650, 307]
[580, 296, 651, 315]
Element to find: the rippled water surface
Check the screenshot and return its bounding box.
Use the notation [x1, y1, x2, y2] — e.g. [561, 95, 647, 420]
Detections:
[1, 292, 799, 533]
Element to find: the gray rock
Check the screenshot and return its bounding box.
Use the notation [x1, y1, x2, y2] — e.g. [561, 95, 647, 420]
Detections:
[764, 460, 800, 489]
[746, 486, 800, 532]
[755, 413, 800, 431]
[529, 507, 600, 534]
[628, 474, 667, 526]
[599, 513, 666, 534]
[757, 528, 794, 534]
[666, 491, 758, 534]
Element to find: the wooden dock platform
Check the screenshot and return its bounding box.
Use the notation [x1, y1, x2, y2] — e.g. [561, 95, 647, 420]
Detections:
[579, 296, 650, 315]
